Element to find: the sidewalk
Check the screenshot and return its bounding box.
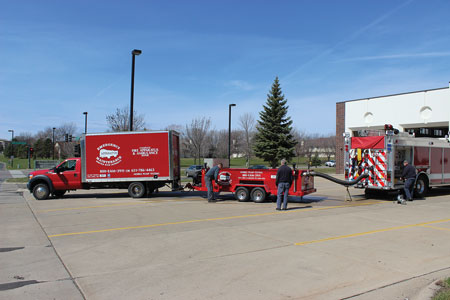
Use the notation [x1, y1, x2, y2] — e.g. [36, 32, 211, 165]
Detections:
[0, 182, 84, 299]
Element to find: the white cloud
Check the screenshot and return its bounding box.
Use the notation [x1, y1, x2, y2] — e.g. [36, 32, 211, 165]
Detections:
[225, 80, 255, 91]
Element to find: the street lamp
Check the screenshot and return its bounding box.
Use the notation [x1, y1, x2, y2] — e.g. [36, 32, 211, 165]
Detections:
[83, 112, 88, 134]
[52, 127, 56, 160]
[129, 49, 142, 131]
[8, 130, 14, 165]
[228, 103, 236, 167]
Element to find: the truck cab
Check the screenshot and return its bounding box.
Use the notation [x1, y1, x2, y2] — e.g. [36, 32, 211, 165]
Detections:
[27, 158, 82, 200]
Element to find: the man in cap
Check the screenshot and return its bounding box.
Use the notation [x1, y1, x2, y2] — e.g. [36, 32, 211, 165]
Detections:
[204, 163, 223, 202]
[400, 160, 416, 204]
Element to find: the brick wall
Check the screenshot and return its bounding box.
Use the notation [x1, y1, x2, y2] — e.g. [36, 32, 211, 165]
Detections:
[335, 102, 345, 174]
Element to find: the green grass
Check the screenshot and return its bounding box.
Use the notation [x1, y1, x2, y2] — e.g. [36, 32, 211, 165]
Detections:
[433, 278, 450, 300]
[0, 154, 58, 170]
[0, 155, 35, 170]
[6, 177, 28, 183]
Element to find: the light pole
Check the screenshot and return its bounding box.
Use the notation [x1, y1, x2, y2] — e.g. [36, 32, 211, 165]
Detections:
[8, 130, 14, 166]
[83, 112, 88, 134]
[52, 127, 56, 160]
[129, 49, 142, 131]
[228, 103, 236, 167]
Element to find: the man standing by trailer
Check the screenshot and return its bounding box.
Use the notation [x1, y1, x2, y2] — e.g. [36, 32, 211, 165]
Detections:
[400, 160, 416, 204]
[205, 163, 223, 202]
[276, 159, 292, 210]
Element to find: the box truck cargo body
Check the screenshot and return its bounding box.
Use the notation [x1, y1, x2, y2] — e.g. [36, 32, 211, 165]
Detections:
[27, 131, 181, 200]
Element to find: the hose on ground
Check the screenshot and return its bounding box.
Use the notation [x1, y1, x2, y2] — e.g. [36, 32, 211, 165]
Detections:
[303, 171, 369, 187]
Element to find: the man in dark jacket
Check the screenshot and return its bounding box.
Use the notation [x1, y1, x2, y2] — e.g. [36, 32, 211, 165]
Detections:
[204, 163, 223, 202]
[400, 160, 416, 203]
[276, 159, 293, 210]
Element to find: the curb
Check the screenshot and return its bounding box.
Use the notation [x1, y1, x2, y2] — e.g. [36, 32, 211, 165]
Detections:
[414, 279, 442, 300]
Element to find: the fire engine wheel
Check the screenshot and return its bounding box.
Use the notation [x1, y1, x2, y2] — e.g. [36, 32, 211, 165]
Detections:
[128, 182, 146, 198]
[235, 187, 250, 202]
[33, 183, 50, 200]
[251, 187, 267, 203]
[414, 176, 428, 198]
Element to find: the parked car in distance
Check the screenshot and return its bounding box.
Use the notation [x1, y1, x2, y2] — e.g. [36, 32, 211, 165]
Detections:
[249, 165, 269, 169]
[186, 165, 203, 177]
[325, 160, 336, 167]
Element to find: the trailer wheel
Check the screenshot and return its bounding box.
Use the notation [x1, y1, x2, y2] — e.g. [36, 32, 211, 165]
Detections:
[251, 187, 266, 203]
[235, 187, 250, 202]
[414, 176, 428, 198]
[33, 183, 50, 200]
[128, 182, 146, 198]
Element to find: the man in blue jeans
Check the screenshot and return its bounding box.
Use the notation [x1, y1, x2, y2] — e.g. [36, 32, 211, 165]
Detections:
[204, 163, 223, 202]
[276, 159, 293, 210]
[400, 160, 416, 204]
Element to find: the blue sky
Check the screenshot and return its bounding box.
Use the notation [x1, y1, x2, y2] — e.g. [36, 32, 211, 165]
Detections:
[2, 0, 450, 140]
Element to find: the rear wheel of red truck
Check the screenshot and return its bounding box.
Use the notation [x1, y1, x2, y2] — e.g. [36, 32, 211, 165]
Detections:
[33, 183, 50, 200]
[235, 187, 250, 202]
[251, 187, 266, 203]
[128, 182, 146, 198]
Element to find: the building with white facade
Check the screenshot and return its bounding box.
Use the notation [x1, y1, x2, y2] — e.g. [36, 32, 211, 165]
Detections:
[335, 82, 450, 173]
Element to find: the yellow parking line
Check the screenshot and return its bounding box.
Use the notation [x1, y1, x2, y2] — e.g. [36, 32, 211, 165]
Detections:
[420, 225, 450, 232]
[38, 202, 148, 212]
[48, 201, 383, 238]
[295, 218, 450, 246]
[37, 198, 203, 212]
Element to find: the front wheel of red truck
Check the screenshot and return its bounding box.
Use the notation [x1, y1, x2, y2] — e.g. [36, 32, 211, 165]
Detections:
[33, 183, 50, 200]
[128, 182, 146, 198]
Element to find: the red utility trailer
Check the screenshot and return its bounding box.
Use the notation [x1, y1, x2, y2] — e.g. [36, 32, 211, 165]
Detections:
[192, 167, 316, 202]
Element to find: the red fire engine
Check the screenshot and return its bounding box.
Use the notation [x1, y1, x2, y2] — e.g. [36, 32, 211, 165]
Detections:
[190, 167, 316, 203]
[344, 125, 450, 197]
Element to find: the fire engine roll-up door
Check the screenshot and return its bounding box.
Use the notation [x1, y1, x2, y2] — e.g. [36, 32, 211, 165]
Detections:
[351, 136, 385, 149]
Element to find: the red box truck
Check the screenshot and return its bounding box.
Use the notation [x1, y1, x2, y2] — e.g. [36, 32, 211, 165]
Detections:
[27, 131, 180, 200]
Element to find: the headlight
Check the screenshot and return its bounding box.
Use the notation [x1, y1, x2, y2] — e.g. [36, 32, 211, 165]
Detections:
[28, 174, 33, 180]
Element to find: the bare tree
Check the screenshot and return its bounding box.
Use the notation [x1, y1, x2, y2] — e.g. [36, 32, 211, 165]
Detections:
[323, 135, 336, 161]
[16, 132, 34, 145]
[185, 117, 211, 164]
[55, 122, 77, 141]
[106, 106, 145, 132]
[292, 128, 307, 164]
[205, 129, 229, 158]
[238, 113, 255, 167]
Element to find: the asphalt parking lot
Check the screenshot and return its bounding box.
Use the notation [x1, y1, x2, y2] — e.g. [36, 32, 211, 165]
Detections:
[2, 177, 450, 300]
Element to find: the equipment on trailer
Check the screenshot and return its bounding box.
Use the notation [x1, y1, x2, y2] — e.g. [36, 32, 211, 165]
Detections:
[191, 165, 316, 203]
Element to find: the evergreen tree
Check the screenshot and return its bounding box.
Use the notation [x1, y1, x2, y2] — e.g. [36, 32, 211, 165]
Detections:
[254, 77, 297, 168]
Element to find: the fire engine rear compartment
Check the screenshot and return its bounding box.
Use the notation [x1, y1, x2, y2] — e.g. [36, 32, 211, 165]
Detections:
[344, 130, 450, 198]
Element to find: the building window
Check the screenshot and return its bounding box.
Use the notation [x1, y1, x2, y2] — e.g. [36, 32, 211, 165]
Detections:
[404, 127, 448, 138]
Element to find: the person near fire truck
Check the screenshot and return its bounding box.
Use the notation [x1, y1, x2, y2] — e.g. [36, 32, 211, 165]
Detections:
[204, 163, 223, 202]
[401, 160, 416, 202]
[276, 159, 293, 210]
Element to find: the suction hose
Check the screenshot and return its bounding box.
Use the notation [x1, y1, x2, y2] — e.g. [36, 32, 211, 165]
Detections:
[303, 171, 369, 187]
